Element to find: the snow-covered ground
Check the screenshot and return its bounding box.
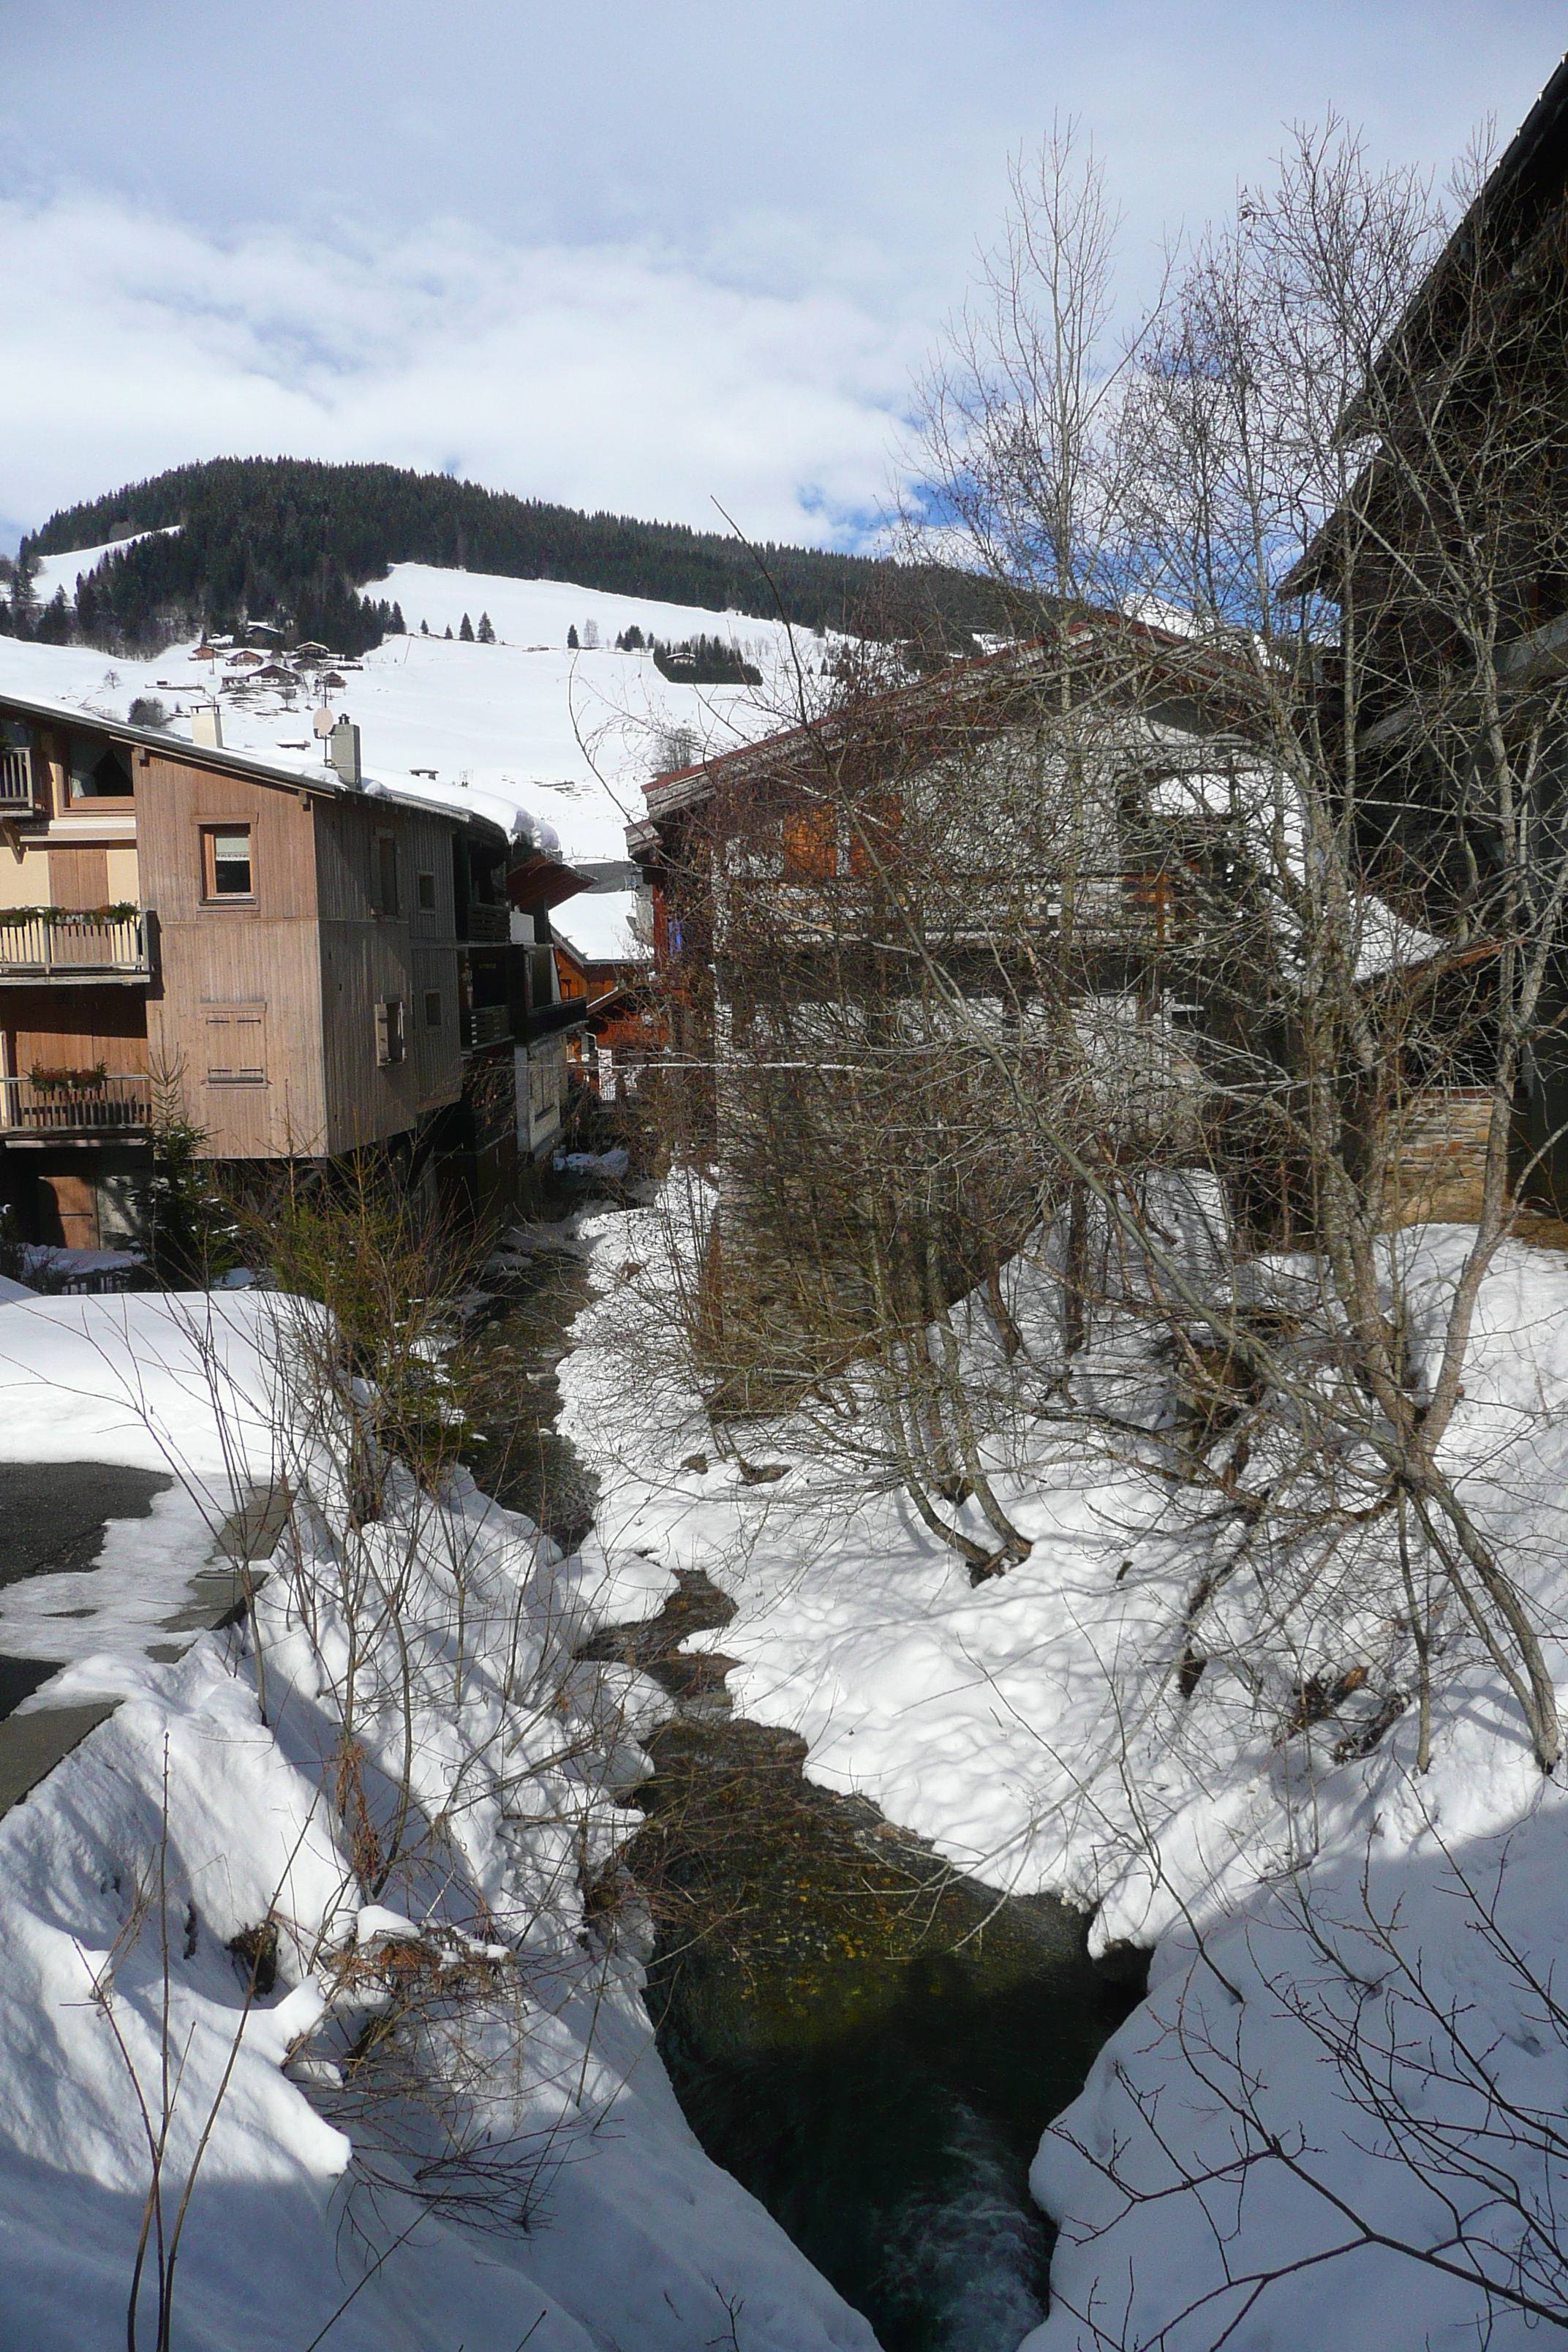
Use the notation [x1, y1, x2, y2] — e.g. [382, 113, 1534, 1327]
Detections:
[557, 1193, 1568, 2350]
[0, 1283, 877, 2351]
[0, 559, 834, 876]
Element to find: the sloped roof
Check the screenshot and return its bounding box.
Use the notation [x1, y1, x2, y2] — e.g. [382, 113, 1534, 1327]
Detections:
[631, 612, 1271, 851]
[0, 681, 505, 843]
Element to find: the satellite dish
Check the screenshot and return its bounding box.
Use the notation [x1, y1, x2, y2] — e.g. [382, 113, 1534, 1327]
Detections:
[312, 705, 334, 739]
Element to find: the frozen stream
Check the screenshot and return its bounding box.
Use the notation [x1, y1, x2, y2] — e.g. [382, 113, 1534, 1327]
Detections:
[475, 1218, 1145, 2352]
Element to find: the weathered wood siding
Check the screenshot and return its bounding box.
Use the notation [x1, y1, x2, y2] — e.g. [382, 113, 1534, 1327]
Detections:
[136, 753, 329, 1156]
[312, 799, 463, 1156]
[4, 987, 148, 1077]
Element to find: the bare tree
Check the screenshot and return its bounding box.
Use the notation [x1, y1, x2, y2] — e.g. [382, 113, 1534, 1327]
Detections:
[638, 115, 1568, 1788]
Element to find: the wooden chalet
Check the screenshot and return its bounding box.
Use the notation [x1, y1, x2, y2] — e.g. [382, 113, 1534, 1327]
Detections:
[0, 690, 588, 1248]
[626, 626, 1271, 1148]
[1281, 49, 1568, 1213]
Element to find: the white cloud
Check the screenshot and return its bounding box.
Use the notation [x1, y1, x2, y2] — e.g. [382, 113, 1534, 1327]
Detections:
[0, 192, 923, 548]
[0, 4, 1558, 551]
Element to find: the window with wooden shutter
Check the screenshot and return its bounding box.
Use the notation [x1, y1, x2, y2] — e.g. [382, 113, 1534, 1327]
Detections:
[203, 1003, 266, 1085]
[847, 794, 902, 878]
[376, 997, 406, 1068]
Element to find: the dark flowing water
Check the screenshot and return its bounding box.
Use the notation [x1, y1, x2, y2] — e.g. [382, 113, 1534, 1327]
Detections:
[477, 1221, 1147, 2352]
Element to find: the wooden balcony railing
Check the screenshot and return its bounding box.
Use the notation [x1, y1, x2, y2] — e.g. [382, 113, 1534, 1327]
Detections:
[461, 1003, 513, 1052]
[0, 746, 35, 810]
[0, 1071, 153, 1134]
[730, 870, 1191, 950]
[462, 902, 510, 943]
[521, 997, 589, 1041]
[0, 908, 152, 981]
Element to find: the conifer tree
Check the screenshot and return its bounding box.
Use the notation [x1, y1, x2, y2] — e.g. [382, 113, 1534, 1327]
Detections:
[477, 611, 495, 643]
[567, 624, 579, 649]
[389, 602, 406, 633]
[459, 611, 475, 641]
[444, 624, 453, 640]
[34, 587, 71, 645]
[421, 617, 429, 634]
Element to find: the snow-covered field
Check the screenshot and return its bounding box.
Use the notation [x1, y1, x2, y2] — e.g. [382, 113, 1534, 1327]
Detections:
[557, 1194, 1568, 2350]
[0, 1281, 876, 2351]
[4, 551, 832, 875]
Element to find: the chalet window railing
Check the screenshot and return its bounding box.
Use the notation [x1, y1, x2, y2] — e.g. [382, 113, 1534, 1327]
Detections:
[0, 746, 34, 810]
[0, 908, 151, 978]
[732, 870, 1192, 949]
[0, 1071, 153, 1132]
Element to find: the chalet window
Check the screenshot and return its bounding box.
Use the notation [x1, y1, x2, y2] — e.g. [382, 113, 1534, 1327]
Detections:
[417, 869, 437, 912]
[374, 833, 399, 916]
[781, 804, 837, 881]
[375, 996, 406, 1068]
[203, 826, 254, 900]
[204, 1004, 266, 1085]
[69, 736, 133, 800]
[423, 990, 442, 1030]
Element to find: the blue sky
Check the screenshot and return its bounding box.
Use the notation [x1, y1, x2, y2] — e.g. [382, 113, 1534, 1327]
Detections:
[0, 1, 1561, 552]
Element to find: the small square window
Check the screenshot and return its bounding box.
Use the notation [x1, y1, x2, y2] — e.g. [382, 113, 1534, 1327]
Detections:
[417, 869, 437, 912]
[205, 826, 253, 898]
[374, 834, 399, 916]
[423, 990, 442, 1030]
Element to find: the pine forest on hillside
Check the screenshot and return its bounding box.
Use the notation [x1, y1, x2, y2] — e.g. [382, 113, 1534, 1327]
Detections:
[12, 456, 1014, 658]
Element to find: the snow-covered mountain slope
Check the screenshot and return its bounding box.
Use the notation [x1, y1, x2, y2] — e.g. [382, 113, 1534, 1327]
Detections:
[0, 564, 832, 871]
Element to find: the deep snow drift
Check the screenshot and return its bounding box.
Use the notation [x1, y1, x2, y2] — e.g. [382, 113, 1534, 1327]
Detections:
[557, 1191, 1568, 2351]
[0, 1286, 877, 2351]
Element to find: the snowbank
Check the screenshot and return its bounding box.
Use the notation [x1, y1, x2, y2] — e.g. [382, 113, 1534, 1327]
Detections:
[0, 1288, 878, 2351]
[557, 1190, 1568, 2348]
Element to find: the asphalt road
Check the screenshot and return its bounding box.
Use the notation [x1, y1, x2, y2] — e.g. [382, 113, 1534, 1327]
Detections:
[0, 1461, 174, 1589]
[0, 1460, 174, 1718]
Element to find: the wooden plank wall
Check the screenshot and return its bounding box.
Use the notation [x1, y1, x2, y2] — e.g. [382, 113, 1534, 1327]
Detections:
[314, 798, 464, 1156]
[4, 987, 148, 1078]
[137, 753, 330, 1157]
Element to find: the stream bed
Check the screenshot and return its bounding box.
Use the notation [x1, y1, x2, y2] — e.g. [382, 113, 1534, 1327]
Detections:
[474, 1218, 1146, 2352]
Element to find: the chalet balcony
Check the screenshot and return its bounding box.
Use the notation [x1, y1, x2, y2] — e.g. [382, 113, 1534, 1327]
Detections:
[0, 1071, 153, 1136]
[461, 902, 511, 944]
[461, 1003, 514, 1052]
[521, 997, 589, 1042]
[0, 908, 154, 984]
[731, 871, 1192, 952]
